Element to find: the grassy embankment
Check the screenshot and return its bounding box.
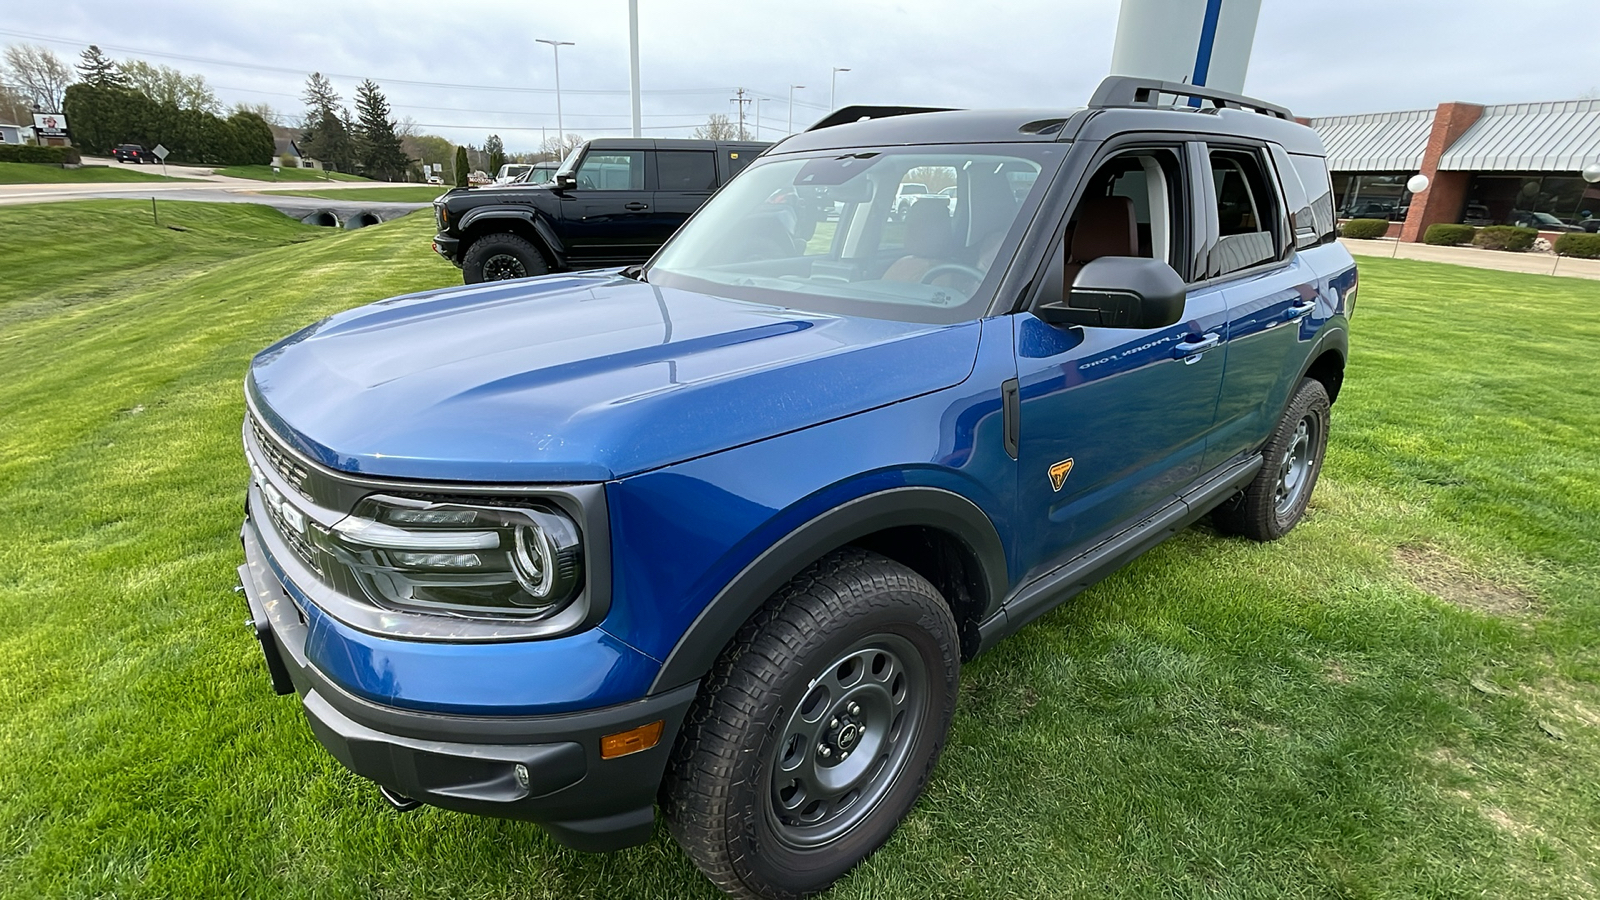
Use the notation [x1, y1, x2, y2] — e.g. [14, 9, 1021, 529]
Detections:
[0, 202, 1597, 897]
[0, 161, 197, 184]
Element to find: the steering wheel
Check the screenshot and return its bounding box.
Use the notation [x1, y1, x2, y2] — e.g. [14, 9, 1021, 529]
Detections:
[919, 263, 986, 285]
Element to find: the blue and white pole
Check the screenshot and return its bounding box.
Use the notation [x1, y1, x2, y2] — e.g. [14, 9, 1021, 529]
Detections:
[1109, 0, 1263, 98]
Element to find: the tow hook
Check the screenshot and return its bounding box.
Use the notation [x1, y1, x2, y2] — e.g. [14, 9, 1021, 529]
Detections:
[378, 785, 421, 812]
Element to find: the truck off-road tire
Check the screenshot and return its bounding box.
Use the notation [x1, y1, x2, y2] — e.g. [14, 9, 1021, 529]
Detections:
[662, 548, 960, 900]
[1213, 377, 1331, 542]
[462, 233, 549, 283]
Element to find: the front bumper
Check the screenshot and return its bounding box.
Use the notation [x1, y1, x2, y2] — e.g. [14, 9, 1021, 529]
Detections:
[431, 232, 462, 266]
[239, 518, 696, 851]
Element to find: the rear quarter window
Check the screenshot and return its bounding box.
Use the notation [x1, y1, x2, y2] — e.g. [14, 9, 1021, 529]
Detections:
[1287, 153, 1337, 245]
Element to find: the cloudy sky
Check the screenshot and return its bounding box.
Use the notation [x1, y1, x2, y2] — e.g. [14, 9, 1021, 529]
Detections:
[6, 0, 1598, 153]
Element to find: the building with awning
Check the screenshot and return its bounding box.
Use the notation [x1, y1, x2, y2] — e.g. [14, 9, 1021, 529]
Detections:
[1307, 98, 1600, 240]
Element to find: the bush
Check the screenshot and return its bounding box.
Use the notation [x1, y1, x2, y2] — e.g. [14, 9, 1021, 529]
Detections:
[62, 83, 273, 166]
[1554, 232, 1600, 259]
[1423, 223, 1476, 246]
[0, 145, 81, 165]
[1473, 225, 1538, 252]
[1341, 218, 1391, 240]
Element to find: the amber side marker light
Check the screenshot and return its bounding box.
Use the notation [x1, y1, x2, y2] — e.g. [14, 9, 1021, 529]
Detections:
[601, 720, 664, 760]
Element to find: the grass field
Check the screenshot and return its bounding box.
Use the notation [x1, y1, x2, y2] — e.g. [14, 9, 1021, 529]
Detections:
[258, 186, 446, 202]
[0, 162, 197, 184]
[214, 165, 370, 182]
[1, 202, 1598, 898]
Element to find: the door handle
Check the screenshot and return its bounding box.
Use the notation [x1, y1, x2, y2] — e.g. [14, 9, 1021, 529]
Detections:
[1284, 299, 1317, 321]
[624, 202, 649, 211]
[1173, 332, 1221, 360]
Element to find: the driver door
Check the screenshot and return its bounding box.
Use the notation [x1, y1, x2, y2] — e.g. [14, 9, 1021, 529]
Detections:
[558, 147, 657, 266]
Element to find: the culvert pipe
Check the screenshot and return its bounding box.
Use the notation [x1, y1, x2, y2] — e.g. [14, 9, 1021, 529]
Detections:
[344, 211, 382, 230]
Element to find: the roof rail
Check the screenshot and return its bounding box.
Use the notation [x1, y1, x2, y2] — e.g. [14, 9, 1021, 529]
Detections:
[1088, 76, 1292, 120]
[806, 105, 956, 132]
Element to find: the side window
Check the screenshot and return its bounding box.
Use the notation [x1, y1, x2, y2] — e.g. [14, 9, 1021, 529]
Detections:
[1208, 149, 1279, 276]
[1063, 148, 1185, 277]
[1268, 143, 1316, 250]
[574, 151, 645, 190]
[1288, 153, 1337, 245]
[657, 151, 717, 191]
[725, 150, 755, 179]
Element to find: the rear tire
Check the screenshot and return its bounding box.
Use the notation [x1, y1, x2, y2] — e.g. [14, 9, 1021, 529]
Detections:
[461, 233, 549, 284]
[1213, 377, 1331, 541]
[663, 548, 959, 900]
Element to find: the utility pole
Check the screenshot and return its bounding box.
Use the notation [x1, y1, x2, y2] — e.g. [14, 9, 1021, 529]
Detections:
[830, 67, 851, 110]
[536, 38, 575, 151]
[731, 88, 751, 140]
[787, 84, 806, 134]
[627, 0, 642, 138]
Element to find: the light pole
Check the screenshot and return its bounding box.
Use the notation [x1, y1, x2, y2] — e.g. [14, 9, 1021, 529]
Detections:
[754, 97, 767, 139]
[787, 84, 806, 134]
[830, 67, 850, 110]
[536, 38, 575, 152]
[627, 1, 642, 138]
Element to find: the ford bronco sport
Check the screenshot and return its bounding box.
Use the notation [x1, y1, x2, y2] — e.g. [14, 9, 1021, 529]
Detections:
[239, 77, 1355, 899]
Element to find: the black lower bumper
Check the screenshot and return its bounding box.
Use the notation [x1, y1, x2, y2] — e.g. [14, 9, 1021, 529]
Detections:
[238, 520, 696, 851]
[431, 232, 462, 267]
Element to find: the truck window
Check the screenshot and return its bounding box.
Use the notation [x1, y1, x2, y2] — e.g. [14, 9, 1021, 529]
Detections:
[1288, 153, 1337, 245]
[1209, 150, 1279, 277]
[575, 151, 645, 190]
[1063, 148, 1183, 279]
[657, 151, 718, 191]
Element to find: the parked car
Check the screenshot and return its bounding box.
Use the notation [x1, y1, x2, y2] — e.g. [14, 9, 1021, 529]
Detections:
[431, 138, 770, 283]
[513, 162, 559, 184]
[1461, 201, 1495, 226]
[494, 163, 534, 184]
[1510, 209, 1584, 232]
[240, 77, 1354, 900]
[113, 143, 152, 164]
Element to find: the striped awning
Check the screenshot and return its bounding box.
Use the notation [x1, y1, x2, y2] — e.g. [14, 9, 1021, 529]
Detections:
[1309, 109, 1434, 173]
[1438, 100, 1600, 172]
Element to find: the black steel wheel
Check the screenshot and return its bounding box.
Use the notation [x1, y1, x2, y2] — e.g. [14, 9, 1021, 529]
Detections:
[1213, 377, 1331, 541]
[663, 548, 959, 900]
[461, 233, 549, 284]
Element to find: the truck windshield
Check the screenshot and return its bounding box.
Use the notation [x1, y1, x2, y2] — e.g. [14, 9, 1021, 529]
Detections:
[647, 145, 1060, 324]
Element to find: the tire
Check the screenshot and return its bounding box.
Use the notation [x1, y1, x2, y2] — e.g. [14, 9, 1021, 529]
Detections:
[461, 233, 549, 284]
[1213, 377, 1331, 541]
[663, 548, 960, 900]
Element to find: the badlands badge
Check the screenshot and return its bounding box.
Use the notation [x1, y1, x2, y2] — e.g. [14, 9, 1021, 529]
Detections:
[1048, 458, 1075, 492]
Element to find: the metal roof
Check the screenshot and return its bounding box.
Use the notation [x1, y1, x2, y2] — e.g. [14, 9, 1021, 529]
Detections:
[1308, 109, 1434, 172]
[1438, 99, 1600, 172]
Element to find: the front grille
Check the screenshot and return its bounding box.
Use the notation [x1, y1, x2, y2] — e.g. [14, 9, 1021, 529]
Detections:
[264, 495, 322, 575]
[250, 415, 313, 502]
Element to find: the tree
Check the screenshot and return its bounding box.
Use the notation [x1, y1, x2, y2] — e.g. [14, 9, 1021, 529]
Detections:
[454, 145, 469, 188]
[2, 43, 74, 111]
[353, 79, 409, 181]
[484, 134, 506, 176]
[299, 73, 354, 172]
[118, 59, 218, 113]
[692, 113, 738, 141]
[0, 83, 31, 128]
[77, 45, 122, 88]
[230, 101, 280, 127]
[538, 132, 584, 162]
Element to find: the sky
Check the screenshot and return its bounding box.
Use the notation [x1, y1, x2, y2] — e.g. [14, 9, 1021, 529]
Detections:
[5, 0, 1598, 154]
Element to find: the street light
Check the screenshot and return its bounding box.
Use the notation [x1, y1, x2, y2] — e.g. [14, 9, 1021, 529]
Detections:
[754, 97, 767, 140]
[787, 84, 806, 135]
[830, 67, 851, 110]
[536, 38, 575, 152]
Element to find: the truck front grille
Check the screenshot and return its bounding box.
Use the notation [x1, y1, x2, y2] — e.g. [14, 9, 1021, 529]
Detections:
[249, 415, 313, 502]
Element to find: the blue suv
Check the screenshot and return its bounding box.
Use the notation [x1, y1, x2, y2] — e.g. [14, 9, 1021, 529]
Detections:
[238, 78, 1356, 899]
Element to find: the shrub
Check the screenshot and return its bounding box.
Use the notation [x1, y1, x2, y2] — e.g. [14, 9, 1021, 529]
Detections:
[1423, 223, 1476, 246]
[1473, 225, 1538, 252]
[0, 145, 80, 165]
[1340, 218, 1391, 240]
[1554, 232, 1600, 259]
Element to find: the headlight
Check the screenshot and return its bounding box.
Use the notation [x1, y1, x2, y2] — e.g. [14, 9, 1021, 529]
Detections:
[327, 495, 583, 619]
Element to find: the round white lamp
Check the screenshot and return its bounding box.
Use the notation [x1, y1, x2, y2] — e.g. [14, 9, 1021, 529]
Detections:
[1406, 174, 1430, 194]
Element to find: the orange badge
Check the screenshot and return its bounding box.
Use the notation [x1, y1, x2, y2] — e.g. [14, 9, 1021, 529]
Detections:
[1048, 458, 1075, 492]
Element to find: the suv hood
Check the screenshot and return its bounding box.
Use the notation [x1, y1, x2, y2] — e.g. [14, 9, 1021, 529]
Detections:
[248, 273, 981, 483]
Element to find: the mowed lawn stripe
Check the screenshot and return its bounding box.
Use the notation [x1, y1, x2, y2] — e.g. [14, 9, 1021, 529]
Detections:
[0, 205, 1597, 898]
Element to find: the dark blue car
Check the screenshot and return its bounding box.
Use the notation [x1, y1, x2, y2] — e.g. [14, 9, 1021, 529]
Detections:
[239, 77, 1356, 899]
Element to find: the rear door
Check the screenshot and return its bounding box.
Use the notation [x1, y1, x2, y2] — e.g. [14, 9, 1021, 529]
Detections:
[652, 149, 720, 246]
[557, 147, 656, 265]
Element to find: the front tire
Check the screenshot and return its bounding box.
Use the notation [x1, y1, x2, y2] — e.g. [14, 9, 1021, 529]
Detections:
[663, 549, 959, 900]
[1213, 377, 1331, 541]
[461, 233, 549, 284]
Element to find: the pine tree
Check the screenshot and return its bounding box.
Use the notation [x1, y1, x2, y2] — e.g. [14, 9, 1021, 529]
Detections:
[353, 79, 409, 181]
[485, 135, 506, 177]
[77, 45, 122, 88]
[454, 145, 469, 188]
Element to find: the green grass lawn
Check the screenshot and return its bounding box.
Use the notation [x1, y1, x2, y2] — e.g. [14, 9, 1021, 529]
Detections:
[0, 162, 196, 184]
[258, 186, 445, 202]
[1, 206, 1598, 898]
[214, 165, 370, 183]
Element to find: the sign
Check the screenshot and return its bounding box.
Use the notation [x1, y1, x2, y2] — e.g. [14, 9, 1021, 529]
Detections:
[153, 144, 169, 160]
[32, 112, 68, 137]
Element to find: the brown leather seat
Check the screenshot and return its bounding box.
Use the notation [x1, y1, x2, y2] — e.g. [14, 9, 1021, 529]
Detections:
[883, 199, 954, 282]
[1063, 195, 1137, 286]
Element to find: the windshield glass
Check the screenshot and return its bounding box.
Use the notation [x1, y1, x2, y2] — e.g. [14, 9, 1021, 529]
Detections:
[648, 145, 1060, 324]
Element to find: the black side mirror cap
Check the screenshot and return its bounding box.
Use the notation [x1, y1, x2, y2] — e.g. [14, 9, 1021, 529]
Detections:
[1037, 256, 1186, 330]
[554, 173, 577, 190]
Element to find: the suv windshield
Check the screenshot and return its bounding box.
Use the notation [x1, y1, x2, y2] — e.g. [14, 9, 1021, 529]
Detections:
[648, 145, 1059, 324]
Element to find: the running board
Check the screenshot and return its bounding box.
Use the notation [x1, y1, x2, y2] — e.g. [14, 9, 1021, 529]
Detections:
[975, 454, 1263, 653]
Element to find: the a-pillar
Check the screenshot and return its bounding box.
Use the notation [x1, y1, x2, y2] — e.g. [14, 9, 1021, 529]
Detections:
[1399, 101, 1484, 242]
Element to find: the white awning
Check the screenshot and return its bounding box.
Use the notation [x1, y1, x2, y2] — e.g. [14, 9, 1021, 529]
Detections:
[1309, 109, 1434, 173]
[1438, 100, 1600, 172]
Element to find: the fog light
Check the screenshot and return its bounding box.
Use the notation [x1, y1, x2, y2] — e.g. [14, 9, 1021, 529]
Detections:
[600, 720, 665, 760]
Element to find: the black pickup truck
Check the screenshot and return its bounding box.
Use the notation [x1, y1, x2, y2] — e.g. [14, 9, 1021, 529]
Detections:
[432, 138, 771, 283]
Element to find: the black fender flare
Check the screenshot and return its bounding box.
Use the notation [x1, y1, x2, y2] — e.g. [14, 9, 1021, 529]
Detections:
[1296, 323, 1348, 402]
[457, 206, 567, 267]
[648, 486, 1008, 694]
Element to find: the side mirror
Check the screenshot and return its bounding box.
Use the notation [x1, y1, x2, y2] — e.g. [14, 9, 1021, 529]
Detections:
[554, 173, 577, 190]
[1037, 256, 1186, 330]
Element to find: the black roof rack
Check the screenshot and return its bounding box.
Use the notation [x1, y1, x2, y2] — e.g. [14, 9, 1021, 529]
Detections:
[806, 105, 957, 132]
[1088, 76, 1292, 120]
